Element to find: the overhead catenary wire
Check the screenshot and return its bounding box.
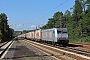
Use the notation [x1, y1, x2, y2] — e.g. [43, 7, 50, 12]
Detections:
[37, 0, 68, 21]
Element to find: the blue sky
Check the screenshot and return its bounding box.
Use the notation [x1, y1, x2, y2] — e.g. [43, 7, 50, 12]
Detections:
[0, 0, 75, 31]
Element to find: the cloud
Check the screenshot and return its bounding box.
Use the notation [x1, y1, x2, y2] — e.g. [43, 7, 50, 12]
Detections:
[17, 24, 22, 27]
[10, 24, 22, 26]
[30, 25, 36, 28]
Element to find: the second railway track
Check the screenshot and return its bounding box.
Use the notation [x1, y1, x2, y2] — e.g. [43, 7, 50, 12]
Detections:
[0, 38, 15, 59]
[21, 39, 90, 60]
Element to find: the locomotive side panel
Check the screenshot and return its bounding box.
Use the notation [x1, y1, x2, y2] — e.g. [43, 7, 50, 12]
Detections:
[42, 29, 56, 42]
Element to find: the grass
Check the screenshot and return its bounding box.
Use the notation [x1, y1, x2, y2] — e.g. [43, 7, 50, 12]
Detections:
[69, 36, 90, 44]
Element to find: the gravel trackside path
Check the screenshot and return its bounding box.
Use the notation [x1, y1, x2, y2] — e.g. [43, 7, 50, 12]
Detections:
[19, 40, 57, 60]
[3, 40, 57, 60]
[2, 40, 57, 60]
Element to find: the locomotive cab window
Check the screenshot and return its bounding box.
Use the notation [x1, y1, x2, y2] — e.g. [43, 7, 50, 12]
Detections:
[63, 31, 67, 33]
[57, 30, 62, 38]
[57, 31, 62, 34]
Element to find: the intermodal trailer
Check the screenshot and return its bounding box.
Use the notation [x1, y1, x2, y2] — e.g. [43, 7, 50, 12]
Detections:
[30, 31, 35, 40]
[35, 29, 42, 41]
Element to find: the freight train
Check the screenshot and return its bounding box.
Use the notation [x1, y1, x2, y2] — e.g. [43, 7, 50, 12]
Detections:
[18, 28, 69, 45]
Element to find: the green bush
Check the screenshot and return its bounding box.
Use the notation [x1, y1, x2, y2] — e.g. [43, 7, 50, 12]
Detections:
[69, 36, 90, 44]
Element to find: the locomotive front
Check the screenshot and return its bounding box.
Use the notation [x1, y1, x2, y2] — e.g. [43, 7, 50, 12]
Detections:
[57, 28, 69, 44]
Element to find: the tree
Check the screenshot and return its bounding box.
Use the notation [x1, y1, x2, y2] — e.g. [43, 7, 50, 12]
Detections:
[0, 13, 8, 42]
[41, 11, 64, 29]
[82, 4, 90, 36]
[21, 30, 28, 34]
[73, 0, 83, 25]
[53, 11, 63, 28]
[0, 13, 14, 42]
[8, 28, 14, 38]
[85, 0, 90, 4]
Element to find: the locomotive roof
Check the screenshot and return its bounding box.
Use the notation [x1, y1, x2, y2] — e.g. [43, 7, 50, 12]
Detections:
[42, 28, 67, 31]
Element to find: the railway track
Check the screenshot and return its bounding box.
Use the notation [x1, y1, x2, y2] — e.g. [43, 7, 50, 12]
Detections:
[34, 41, 90, 57]
[56, 46, 90, 57]
[0, 39, 15, 59]
[69, 42, 90, 49]
[22, 39, 90, 60]
[40, 43, 90, 57]
[0, 42, 8, 48]
[40, 41, 90, 57]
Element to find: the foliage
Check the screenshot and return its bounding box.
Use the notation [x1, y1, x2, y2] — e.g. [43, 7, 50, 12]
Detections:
[0, 13, 14, 42]
[41, 0, 90, 43]
[21, 30, 28, 34]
